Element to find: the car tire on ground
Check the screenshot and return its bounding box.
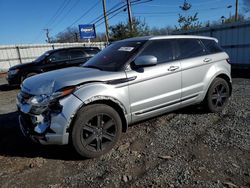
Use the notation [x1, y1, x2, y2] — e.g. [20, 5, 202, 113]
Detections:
[204, 77, 230, 113]
[71, 104, 122, 158]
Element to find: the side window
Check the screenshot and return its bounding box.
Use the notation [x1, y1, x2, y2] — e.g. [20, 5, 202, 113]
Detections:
[49, 51, 69, 62]
[176, 39, 206, 60]
[201, 39, 223, 54]
[69, 50, 86, 60]
[138, 40, 174, 64]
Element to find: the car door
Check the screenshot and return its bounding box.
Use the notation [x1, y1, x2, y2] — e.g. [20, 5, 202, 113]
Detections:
[175, 39, 212, 104]
[68, 49, 88, 67]
[43, 50, 69, 72]
[126, 39, 182, 122]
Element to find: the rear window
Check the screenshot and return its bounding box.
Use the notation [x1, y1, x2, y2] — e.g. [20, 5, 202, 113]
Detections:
[201, 39, 224, 54]
[175, 39, 206, 60]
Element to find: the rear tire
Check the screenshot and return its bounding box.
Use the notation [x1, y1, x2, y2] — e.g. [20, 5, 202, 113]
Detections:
[71, 104, 122, 158]
[204, 78, 230, 113]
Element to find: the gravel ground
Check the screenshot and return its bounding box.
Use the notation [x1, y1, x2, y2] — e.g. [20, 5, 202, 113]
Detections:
[0, 76, 249, 188]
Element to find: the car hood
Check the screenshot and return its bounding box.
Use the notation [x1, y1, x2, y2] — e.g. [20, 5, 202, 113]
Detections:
[21, 67, 126, 95]
[9, 62, 34, 70]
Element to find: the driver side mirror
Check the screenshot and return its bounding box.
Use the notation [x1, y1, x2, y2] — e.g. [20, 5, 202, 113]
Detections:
[134, 55, 157, 67]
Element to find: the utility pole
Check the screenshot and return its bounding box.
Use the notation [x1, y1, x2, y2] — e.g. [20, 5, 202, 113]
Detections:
[102, 0, 109, 43]
[126, 0, 133, 32]
[74, 32, 78, 42]
[44, 28, 51, 43]
[235, 0, 239, 22]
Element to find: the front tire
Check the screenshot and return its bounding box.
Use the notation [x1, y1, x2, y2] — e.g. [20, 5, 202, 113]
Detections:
[204, 78, 230, 112]
[71, 104, 122, 158]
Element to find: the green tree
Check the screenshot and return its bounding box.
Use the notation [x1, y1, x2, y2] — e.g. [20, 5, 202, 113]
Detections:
[53, 27, 78, 43]
[109, 18, 150, 41]
[149, 26, 174, 35]
[176, 0, 202, 31]
[224, 14, 246, 23]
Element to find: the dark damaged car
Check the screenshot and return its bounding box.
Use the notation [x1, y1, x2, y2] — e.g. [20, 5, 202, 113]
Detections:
[7, 47, 100, 85]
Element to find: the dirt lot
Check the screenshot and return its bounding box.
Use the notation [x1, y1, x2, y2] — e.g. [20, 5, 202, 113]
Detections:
[0, 75, 249, 188]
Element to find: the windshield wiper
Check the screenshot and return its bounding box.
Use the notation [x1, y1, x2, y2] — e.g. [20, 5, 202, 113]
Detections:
[83, 65, 103, 71]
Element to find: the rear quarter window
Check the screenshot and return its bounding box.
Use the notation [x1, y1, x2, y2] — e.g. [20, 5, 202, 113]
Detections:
[69, 50, 86, 59]
[201, 39, 224, 54]
[175, 39, 206, 60]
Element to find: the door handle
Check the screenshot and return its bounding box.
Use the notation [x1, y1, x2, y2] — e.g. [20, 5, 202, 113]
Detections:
[168, 66, 179, 71]
[203, 58, 212, 62]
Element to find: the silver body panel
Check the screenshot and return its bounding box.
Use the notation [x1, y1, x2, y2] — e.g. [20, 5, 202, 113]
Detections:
[17, 35, 231, 145]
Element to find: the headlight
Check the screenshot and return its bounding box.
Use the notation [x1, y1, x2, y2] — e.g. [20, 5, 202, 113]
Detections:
[29, 94, 50, 106]
[28, 86, 76, 106]
[8, 69, 19, 75]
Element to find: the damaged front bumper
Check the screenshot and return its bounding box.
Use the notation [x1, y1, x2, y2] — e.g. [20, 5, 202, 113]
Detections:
[17, 91, 83, 145]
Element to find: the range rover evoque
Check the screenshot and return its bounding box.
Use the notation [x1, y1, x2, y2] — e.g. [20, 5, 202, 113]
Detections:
[17, 35, 232, 158]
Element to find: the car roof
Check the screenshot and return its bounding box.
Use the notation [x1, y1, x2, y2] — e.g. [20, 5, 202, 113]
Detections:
[121, 35, 218, 43]
[50, 46, 100, 53]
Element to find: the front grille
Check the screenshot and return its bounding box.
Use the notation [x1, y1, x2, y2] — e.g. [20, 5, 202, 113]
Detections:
[20, 112, 36, 131]
[18, 90, 34, 104]
[20, 90, 33, 100]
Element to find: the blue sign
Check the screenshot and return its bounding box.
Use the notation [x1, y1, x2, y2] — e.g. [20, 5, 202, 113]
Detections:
[79, 24, 96, 39]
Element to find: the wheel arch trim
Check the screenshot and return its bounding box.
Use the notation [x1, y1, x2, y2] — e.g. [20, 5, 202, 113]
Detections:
[203, 70, 232, 100]
[68, 95, 129, 133]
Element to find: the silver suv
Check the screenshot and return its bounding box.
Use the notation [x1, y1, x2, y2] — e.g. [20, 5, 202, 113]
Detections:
[17, 35, 232, 158]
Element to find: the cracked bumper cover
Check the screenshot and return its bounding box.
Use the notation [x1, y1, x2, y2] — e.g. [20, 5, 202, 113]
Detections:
[17, 94, 83, 145]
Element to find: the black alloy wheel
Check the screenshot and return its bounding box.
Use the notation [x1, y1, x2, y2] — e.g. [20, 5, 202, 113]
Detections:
[205, 78, 230, 112]
[80, 113, 116, 152]
[71, 104, 122, 158]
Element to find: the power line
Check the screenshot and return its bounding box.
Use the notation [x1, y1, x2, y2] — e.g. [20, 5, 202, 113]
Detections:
[143, 0, 223, 8]
[53, 0, 152, 42]
[96, 8, 127, 28]
[93, 4, 127, 24]
[43, 0, 68, 28]
[52, 0, 81, 29]
[45, 0, 71, 28]
[50, 0, 102, 42]
[67, 0, 101, 28]
[91, 0, 141, 25]
[94, 0, 152, 27]
[89, 1, 124, 24]
[131, 6, 229, 15]
[33, 0, 71, 43]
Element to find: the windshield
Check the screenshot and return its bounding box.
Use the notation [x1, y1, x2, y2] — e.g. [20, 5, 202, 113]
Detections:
[34, 50, 51, 62]
[83, 40, 146, 71]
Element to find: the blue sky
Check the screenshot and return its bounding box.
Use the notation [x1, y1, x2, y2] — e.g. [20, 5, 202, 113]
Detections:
[0, 0, 245, 45]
